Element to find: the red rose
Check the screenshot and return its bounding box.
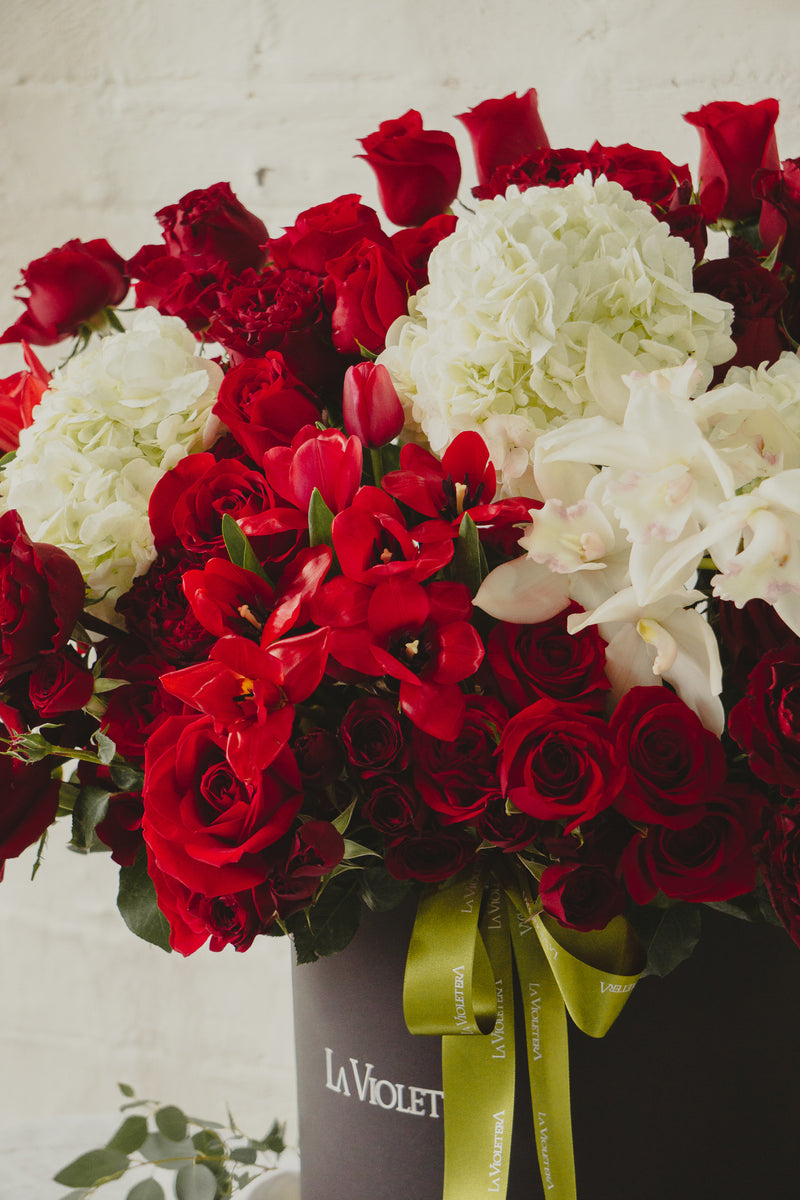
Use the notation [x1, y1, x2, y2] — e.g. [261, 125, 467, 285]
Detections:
[0, 511, 85, 684]
[149, 453, 273, 557]
[472, 146, 605, 200]
[267, 195, 390, 274]
[620, 784, 762, 903]
[538, 862, 626, 932]
[717, 598, 794, 692]
[474, 792, 540, 852]
[694, 249, 788, 376]
[757, 159, 800, 271]
[661, 204, 708, 263]
[0, 343, 49, 453]
[155, 182, 268, 273]
[323, 238, 415, 355]
[457, 89, 550, 188]
[358, 110, 461, 227]
[0, 752, 60, 876]
[412, 695, 508, 824]
[362, 777, 425, 836]
[115, 550, 214, 668]
[684, 98, 780, 223]
[147, 851, 270, 955]
[729, 645, 800, 795]
[28, 649, 94, 717]
[610, 687, 727, 828]
[498, 698, 622, 831]
[390, 214, 458, 289]
[212, 353, 322, 464]
[95, 792, 145, 867]
[384, 828, 474, 882]
[142, 714, 303, 896]
[594, 143, 692, 212]
[0, 238, 129, 346]
[487, 606, 610, 715]
[340, 696, 410, 776]
[126, 245, 220, 332]
[756, 804, 800, 948]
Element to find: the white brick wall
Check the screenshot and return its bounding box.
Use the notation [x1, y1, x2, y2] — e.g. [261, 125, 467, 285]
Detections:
[2, 0, 800, 1180]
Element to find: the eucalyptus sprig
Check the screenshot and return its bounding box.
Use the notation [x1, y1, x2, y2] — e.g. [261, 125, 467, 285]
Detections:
[54, 1084, 288, 1200]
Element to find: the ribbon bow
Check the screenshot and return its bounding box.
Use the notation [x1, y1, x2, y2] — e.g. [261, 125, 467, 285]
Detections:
[403, 863, 645, 1199]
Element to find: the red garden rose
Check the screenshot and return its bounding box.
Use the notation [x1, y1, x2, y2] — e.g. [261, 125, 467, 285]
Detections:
[0, 750, 60, 878]
[323, 238, 415, 355]
[473, 146, 605, 200]
[0, 238, 129, 346]
[390, 214, 458, 289]
[0, 343, 49, 453]
[362, 777, 425, 836]
[212, 353, 322, 464]
[155, 182, 268, 274]
[384, 827, 474, 882]
[149, 453, 274, 557]
[412, 695, 507, 824]
[729, 645, 800, 795]
[358, 110, 461, 227]
[684, 98, 780, 223]
[142, 713, 303, 897]
[126, 245, 221, 332]
[0, 511, 85, 684]
[717, 598, 794, 692]
[610, 687, 727, 828]
[595, 143, 692, 212]
[457, 88, 550, 188]
[115, 549, 214, 668]
[499, 698, 623, 831]
[538, 862, 626, 932]
[267, 195, 390, 274]
[95, 792, 145, 867]
[340, 696, 410, 776]
[28, 649, 94, 717]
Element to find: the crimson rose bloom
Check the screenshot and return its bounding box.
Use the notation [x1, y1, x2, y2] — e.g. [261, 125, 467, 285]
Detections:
[358, 110, 461, 227]
[538, 863, 626, 932]
[499, 698, 623, 831]
[28, 649, 94, 717]
[457, 88, 550, 188]
[595, 143, 692, 212]
[390, 214, 458, 289]
[694, 250, 788, 375]
[684, 98, 780, 223]
[142, 714, 303, 897]
[362, 777, 424, 836]
[757, 159, 800, 271]
[610, 687, 727, 828]
[340, 696, 409, 776]
[717, 598, 794, 691]
[126, 245, 220, 332]
[487, 607, 610, 714]
[0, 752, 60, 878]
[212, 353, 322, 464]
[756, 804, 800, 948]
[0, 511, 85, 684]
[473, 146, 605, 200]
[384, 828, 474, 882]
[148, 453, 273, 557]
[412, 695, 508, 824]
[0, 238, 129, 346]
[0, 343, 49, 453]
[267, 195, 390, 274]
[729, 645, 800, 795]
[115, 550, 214, 668]
[323, 238, 415, 355]
[155, 181, 268, 273]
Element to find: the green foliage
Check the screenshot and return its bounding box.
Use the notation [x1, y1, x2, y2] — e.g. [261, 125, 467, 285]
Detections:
[629, 901, 702, 979]
[452, 512, 487, 594]
[71, 785, 111, 852]
[307, 486, 335, 549]
[53, 1085, 288, 1200]
[221, 513, 273, 584]
[117, 849, 172, 952]
[288, 874, 362, 962]
[359, 865, 413, 914]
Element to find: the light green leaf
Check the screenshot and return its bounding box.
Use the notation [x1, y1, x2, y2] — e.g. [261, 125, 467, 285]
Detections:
[175, 1162, 217, 1200]
[107, 1115, 149, 1155]
[54, 1148, 130, 1187]
[331, 798, 356, 836]
[342, 838, 380, 860]
[452, 512, 486, 595]
[117, 849, 172, 952]
[308, 487, 335, 548]
[92, 729, 116, 764]
[118, 1082, 136, 1098]
[155, 1105, 188, 1142]
[127, 1181, 165, 1200]
[221, 514, 272, 583]
[140, 1133, 195, 1168]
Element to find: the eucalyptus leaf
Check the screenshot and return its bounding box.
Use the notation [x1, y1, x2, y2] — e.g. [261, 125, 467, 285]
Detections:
[54, 1148, 130, 1187]
[249, 1119, 288, 1155]
[140, 1132, 195, 1168]
[107, 1114, 149, 1154]
[118, 1082, 136, 1098]
[229, 1145, 257, 1164]
[127, 1181, 165, 1200]
[308, 487, 335, 548]
[175, 1162, 217, 1200]
[59, 1191, 91, 1200]
[155, 1105, 188, 1142]
[192, 1129, 226, 1158]
[117, 849, 172, 952]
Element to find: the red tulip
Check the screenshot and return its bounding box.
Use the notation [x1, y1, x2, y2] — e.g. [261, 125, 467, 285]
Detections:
[342, 362, 405, 449]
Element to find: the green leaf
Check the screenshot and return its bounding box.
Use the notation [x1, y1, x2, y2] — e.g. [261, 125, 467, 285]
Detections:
[117, 848, 172, 952]
[127, 1181, 165, 1200]
[308, 487, 335, 548]
[107, 1115, 149, 1154]
[342, 838, 379, 860]
[229, 1145, 257, 1164]
[632, 902, 702, 979]
[71, 785, 111, 851]
[221, 514, 272, 583]
[175, 1162, 217, 1200]
[140, 1132, 195, 1167]
[110, 761, 146, 792]
[359, 866, 412, 914]
[250, 1119, 287, 1155]
[452, 512, 485, 594]
[155, 1105, 188, 1142]
[54, 1148, 130, 1187]
[0, 449, 16, 469]
[331, 797, 356, 836]
[289, 876, 361, 963]
[92, 729, 117, 764]
[192, 1129, 225, 1158]
[118, 1082, 136, 1098]
[59, 1191, 91, 1200]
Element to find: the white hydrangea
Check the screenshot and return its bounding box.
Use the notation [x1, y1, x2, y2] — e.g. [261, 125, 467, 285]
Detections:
[1, 309, 223, 618]
[379, 175, 736, 494]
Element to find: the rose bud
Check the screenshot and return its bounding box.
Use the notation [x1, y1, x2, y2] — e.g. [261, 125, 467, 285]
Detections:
[0, 238, 129, 346]
[457, 88, 550, 188]
[155, 181, 268, 273]
[358, 110, 461, 227]
[342, 362, 405, 448]
[684, 98, 780, 224]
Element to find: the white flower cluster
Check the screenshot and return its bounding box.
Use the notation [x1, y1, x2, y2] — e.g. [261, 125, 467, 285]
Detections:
[380, 175, 736, 494]
[476, 351, 800, 737]
[1, 309, 222, 617]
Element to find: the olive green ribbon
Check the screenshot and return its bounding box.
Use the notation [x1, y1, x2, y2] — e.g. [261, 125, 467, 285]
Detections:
[403, 867, 645, 1200]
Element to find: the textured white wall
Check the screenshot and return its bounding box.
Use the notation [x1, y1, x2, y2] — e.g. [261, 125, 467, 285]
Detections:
[2, 0, 800, 1182]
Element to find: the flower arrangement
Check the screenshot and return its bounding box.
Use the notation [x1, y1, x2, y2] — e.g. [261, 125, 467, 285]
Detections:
[2, 86, 800, 1200]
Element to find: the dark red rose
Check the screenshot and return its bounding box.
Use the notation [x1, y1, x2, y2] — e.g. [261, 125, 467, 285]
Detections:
[412, 695, 507, 824]
[718, 598, 795, 692]
[0, 511, 85, 684]
[593, 143, 692, 212]
[384, 828, 474, 882]
[142, 714, 303, 896]
[323, 238, 415, 355]
[694, 250, 788, 376]
[340, 696, 410, 776]
[684, 98, 780, 223]
[610, 687, 727, 828]
[102, 678, 184, 761]
[538, 862, 626, 932]
[474, 791, 540, 851]
[282, 819, 345, 881]
[208, 267, 347, 394]
[756, 803, 800, 948]
[149, 452, 273, 557]
[267, 195, 390, 274]
[499, 698, 622, 831]
[95, 792, 145, 867]
[342, 362, 405, 450]
[0, 751, 60, 874]
[729, 645, 800, 795]
[362, 777, 425, 835]
[457, 89, 550, 188]
[0, 239, 128, 346]
[155, 182, 268, 274]
[487, 606, 610, 715]
[661, 204, 708, 263]
[757, 158, 800, 270]
[0, 343, 49, 453]
[28, 649, 94, 717]
[358, 110, 461, 227]
[620, 784, 762, 903]
[473, 146, 605, 200]
[293, 730, 344, 788]
[126, 245, 220, 333]
[390, 214, 458, 289]
[115, 550, 214, 668]
[187, 888, 269, 952]
[212, 353, 322, 464]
